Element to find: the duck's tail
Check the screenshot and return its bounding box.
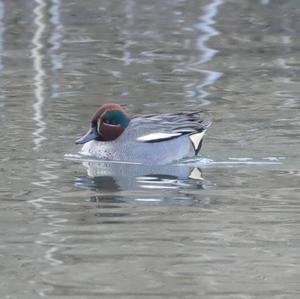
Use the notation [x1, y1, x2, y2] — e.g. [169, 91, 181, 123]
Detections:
[189, 120, 212, 155]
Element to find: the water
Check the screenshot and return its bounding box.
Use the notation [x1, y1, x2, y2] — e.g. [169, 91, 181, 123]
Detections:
[0, 0, 299, 298]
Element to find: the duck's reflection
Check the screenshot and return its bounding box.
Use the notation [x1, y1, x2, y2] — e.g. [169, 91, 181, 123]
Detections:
[75, 161, 209, 206]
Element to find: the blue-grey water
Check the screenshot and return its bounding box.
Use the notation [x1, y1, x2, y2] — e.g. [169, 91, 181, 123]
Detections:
[0, 0, 299, 298]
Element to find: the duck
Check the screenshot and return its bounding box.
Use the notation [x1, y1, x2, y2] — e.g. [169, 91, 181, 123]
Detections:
[75, 103, 211, 165]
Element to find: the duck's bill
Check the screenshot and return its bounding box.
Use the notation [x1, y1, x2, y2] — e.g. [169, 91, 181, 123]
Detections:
[75, 127, 98, 144]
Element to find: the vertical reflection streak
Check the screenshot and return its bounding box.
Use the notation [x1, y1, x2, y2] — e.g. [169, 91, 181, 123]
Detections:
[186, 0, 223, 106]
[261, 0, 270, 5]
[49, 0, 63, 98]
[195, 0, 223, 65]
[0, 0, 5, 120]
[0, 0, 5, 122]
[0, 0, 4, 73]
[277, 17, 296, 108]
[31, 0, 47, 150]
[122, 0, 134, 65]
[31, 2, 66, 294]
[49, 0, 63, 71]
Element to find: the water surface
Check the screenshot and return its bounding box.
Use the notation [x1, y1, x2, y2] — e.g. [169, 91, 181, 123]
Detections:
[0, 0, 299, 298]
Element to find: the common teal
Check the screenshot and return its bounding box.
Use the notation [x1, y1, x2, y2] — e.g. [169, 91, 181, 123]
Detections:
[76, 103, 211, 165]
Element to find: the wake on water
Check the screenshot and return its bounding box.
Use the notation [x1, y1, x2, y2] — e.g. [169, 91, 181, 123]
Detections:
[65, 153, 284, 167]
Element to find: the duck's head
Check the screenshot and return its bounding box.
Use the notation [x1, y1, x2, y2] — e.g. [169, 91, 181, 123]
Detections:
[75, 103, 130, 144]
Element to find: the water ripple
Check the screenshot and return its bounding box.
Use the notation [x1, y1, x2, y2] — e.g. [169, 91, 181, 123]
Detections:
[29, 160, 67, 296]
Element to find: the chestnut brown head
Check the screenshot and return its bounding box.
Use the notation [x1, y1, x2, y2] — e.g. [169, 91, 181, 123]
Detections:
[75, 103, 130, 144]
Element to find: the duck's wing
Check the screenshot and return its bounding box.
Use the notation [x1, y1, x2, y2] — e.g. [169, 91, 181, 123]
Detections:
[130, 112, 211, 154]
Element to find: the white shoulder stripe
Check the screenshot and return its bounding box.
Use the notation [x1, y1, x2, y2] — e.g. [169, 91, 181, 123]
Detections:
[137, 132, 182, 142]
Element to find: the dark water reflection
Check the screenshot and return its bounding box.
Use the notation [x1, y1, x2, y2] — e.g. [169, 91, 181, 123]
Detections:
[0, 0, 300, 298]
